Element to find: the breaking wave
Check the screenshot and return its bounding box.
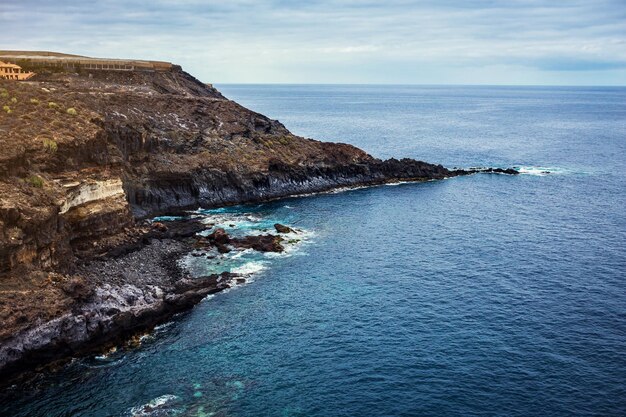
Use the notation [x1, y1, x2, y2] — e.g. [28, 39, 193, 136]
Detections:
[129, 394, 180, 417]
[514, 166, 567, 176]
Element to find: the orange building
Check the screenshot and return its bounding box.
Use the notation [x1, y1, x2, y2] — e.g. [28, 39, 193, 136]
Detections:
[0, 61, 35, 80]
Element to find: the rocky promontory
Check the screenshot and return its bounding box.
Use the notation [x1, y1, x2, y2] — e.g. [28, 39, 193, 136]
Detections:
[0, 52, 517, 381]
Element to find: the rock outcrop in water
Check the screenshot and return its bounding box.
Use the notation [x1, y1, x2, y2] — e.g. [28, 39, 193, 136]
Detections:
[0, 52, 517, 381]
[274, 223, 295, 234]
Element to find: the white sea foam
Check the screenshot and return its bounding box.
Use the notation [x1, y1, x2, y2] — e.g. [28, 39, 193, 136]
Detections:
[269, 228, 316, 257]
[515, 166, 566, 176]
[230, 248, 255, 259]
[179, 208, 316, 300]
[129, 394, 179, 417]
[201, 293, 217, 302]
[231, 260, 268, 275]
[329, 185, 369, 194]
[94, 346, 118, 360]
[154, 321, 175, 331]
[385, 180, 412, 186]
[199, 213, 273, 235]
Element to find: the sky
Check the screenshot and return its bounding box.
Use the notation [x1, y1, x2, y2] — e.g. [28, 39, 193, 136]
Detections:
[1, 0, 626, 85]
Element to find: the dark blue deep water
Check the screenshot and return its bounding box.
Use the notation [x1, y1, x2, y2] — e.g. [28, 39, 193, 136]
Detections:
[2, 85, 626, 416]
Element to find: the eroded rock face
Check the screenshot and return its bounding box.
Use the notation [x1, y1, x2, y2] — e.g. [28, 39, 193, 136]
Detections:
[59, 179, 125, 214]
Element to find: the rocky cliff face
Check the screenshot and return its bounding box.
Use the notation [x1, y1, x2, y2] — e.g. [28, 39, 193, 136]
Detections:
[0, 58, 512, 381]
[0, 64, 455, 275]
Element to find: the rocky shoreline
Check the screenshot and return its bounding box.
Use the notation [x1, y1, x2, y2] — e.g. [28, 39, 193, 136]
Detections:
[0, 53, 519, 383]
[0, 218, 298, 384]
[0, 171, 518, 384]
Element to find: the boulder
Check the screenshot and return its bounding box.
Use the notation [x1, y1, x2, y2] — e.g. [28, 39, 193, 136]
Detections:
[233, 234, 284, 252]
[60, 276, 94, 301]
[274, 223, 294, 234]
[151, 222, 168, 232]
[207, 228, 230, 244]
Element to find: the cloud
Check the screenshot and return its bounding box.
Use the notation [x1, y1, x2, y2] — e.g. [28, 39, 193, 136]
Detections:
[1, 0, 625, 84]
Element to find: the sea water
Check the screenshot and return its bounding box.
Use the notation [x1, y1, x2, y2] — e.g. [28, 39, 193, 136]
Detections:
[1, 85, 625, 416]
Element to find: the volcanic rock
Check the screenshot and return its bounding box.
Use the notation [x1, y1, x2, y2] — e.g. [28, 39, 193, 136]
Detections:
[207, 228, 230, 245]
[233, 234, 284, 252]
[274, 223, 294, 234]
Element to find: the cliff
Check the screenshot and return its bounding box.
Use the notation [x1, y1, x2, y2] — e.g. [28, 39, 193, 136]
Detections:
[0, 54, 513, 381]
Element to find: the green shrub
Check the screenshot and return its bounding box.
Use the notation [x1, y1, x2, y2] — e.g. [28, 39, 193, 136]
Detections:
[0, 91, 8, 98]
[2, 105, 11, 114]
[30, 98, 40, 105]
[26, 175, 44, 188]
[48, 102, 59, 109]
[66, 107, 77, 116]
[10, 97, 17, 104]
[42, 138, 58, 153]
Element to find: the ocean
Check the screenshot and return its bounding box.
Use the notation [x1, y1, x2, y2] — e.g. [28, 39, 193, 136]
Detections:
[1, 85, 625, 416]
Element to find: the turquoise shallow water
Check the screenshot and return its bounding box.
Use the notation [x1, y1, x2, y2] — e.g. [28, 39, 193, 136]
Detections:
[1, 85, 625, 416]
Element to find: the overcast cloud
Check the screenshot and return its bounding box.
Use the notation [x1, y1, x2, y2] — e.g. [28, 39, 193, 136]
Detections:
[1, 0, 625, 84]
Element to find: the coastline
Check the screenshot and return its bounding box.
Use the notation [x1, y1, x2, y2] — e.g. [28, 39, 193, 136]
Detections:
[0, 170, 520, 384]
[0, 175, 442, 384]
[0, 56, 517, 384]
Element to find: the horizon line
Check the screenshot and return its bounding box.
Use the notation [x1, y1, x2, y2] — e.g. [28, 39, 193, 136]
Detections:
[212, 82, 626, 88]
